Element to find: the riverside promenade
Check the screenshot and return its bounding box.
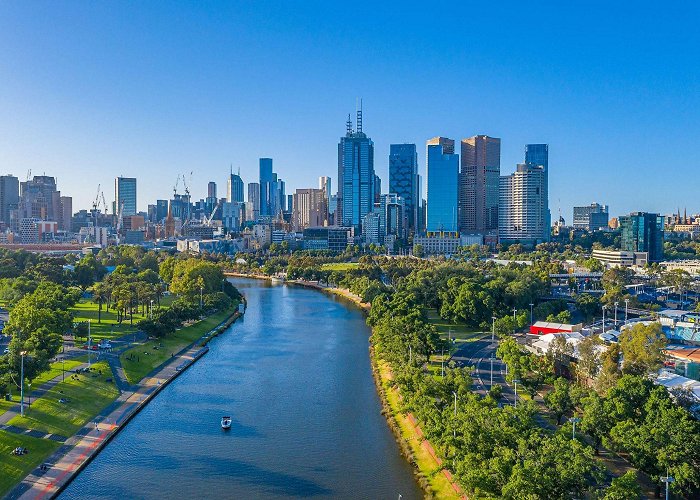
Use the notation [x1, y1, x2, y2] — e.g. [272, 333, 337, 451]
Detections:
[7, 309, 239, 500]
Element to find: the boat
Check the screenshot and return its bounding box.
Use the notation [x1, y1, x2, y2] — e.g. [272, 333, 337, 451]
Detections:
[221, 416, 232, 430]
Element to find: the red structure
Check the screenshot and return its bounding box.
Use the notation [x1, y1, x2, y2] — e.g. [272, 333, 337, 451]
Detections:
[529, 321, 582, 335]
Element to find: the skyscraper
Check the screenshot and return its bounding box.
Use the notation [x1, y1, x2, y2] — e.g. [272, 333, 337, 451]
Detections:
[525, 144, 550, 233]
[20, 175, 60, 221]
[292, 188, 327, 230]
[115, 176, 137, 216]
[0, 175, 19, 225]
[389, 143, 418, 232]
[227, 170, 244, 203]
[498, 163, 549, 245]
[460, 135, 500, 234]
[207, 181, 217, 199]
[426, 137, 458, 234]
[619, 212, 664, 262]
[247, 182, 260, 222]
[337, 106, 375, 231]
[259, 158, 273, 216]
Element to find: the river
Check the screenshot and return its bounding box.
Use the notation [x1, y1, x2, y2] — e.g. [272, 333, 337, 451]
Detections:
[59, 278, 421, 499]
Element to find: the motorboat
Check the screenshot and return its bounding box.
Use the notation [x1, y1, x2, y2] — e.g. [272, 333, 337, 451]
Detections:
[221, 416, 232, 430]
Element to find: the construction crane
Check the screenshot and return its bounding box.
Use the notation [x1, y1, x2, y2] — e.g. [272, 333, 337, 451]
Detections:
[173, 175, 180, 198]
[205, 198, 222, 226]
[91, 184, 102, 214]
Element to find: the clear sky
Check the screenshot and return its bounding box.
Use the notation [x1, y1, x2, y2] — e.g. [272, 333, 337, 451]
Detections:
[1, 1, 698, 220]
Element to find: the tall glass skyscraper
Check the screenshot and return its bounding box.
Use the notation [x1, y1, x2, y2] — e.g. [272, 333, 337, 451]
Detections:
[227, 170, 244, 203]
[426, 137, 458, 234]
[337, 108, 375, 231]
[525, 143, 550, 238]
[115, 176, 137, 216]
[259, 158, 273, 217]
[620, 212, 664, 262]
[389, 143, 419, 232]
[460, 135, 500, 234]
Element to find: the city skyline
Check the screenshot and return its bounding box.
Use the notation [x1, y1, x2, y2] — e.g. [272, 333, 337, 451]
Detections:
[2, 2, 699, 218]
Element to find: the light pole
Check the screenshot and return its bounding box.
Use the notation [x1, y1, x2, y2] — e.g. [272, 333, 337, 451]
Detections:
[569, 416, 581, 439]
[529, 303, 534, 326]
[491, 316, 496, 341]
[409, 345, 412, 364]
[602, 305, 606, 334]
[199, 285, 204, 312]
[661, 472, 674, 500]
[20, 350, 27, 417]
[441, 348, 445, 377]
[61, 357, 65, 382]
[490, 356, 494, 386]
[614, 301, 619, 326]
[88, 320, 92, 368]
[512, 379, 520, 408]
[625, 298, 629, 324]
[150, 300, 154, 319]
[512, 308, 517, 334]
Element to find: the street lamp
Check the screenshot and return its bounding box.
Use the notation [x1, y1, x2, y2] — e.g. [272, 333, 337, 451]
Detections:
[512, 307, 517, 334]
[614, 301, 619, 326]
[661, 472, 674, 500]
[569, 416, 581, 439]
[512, 379, 520, 408]
[452, 391, 457, 437]
[529, 303, 534, 326]
[602, 305, 606, 334]
[491, 316, 496, 341]
[61, 357, 65, 382]
[20, 350, 27, 417]
[441, 348, 445, 377]
[490, 355, 494, 386]
[199, 285, 204, 312]
[625, 298, 629, 324]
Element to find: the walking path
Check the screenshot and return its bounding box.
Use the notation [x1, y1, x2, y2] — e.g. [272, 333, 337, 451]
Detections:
[5, 309, 239, 500]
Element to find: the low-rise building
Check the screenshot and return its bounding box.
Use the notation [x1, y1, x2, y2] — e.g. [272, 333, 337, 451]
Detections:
[303, 226, 351, 252]
[591, 249, 648, 267]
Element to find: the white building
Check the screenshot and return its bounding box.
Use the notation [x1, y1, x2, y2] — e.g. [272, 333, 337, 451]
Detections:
[498, 163, 549, 245]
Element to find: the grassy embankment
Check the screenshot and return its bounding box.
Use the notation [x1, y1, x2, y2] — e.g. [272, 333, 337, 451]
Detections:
[319, 262, 359, 271]
[0, 360, 118, 497]
[119, 307, 235, 384]
[69, 295, 175, 342]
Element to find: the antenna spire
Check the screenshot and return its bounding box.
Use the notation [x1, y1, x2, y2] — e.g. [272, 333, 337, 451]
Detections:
[356, 98, 363, 134]
[346, 114, 353, 135]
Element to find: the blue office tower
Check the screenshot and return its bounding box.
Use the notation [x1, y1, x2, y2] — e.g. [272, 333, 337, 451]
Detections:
[525, 144, 550, 241]
[337, 107, 375, 231]
[259, 158, 273, 216]
[389, 144, 419, 232]
[426, 137, 458, 234]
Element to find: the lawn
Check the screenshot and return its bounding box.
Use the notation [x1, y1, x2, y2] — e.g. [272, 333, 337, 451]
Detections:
[119, 307, 234, 384]
[70, 295, 174, 341]
[7, 361, 119, 437]
[0, 430, 61, 497]
[425, 309, 482, 341]
[320, 262, 359, 271]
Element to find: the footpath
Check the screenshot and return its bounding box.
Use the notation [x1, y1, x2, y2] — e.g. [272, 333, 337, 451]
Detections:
[6, 308, 240, 500]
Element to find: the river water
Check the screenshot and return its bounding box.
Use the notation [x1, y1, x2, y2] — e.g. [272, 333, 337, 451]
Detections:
[60, 278, 421, 499]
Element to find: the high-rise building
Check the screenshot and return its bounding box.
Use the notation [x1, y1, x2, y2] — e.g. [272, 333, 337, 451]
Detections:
[155, 200, 169, 222]
[227, 170, 244, 203]
[0, 175, 19, 225]
[525, 144, 550, 233]
[259, 158, 273, 217]
[379, 193, 405, 243]
[389, 144, 419, 232]
[573, 203, 609, 231]
[619, 212, 664, 262]
[337, 106, 375, 231]
[460, 135, 500, 234]
[207, 181, 217, 199]
[58, 196, 72, 231]
[498, 163, 549, 245]
[426, 137, 458, 234]
[19, 175, 60, 222]
[115, 176, 137, 216]
[292, 188, 327, 230]
[247, 182, 260, 222]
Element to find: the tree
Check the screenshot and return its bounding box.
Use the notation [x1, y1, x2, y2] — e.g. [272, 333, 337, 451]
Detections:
[412, 244, 423, 258]
[603, 471, 642, 500]
[596, 343, 621, 393]
[618, 322, 667, 376]
[580, 391, 607, 454]
[544, 377, 573, 425]
[575, 293, 600, 320]
[576, 335, 601, 382]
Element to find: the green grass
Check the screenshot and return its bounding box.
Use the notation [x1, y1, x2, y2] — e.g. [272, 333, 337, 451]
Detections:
[70, 296, 174, 341]
[119, 308, 234, 384]
[7, 361, 119, 437]
[0, 430, 61, 497]
[425, 309, 483, 341]
[320, 262, 359, 271]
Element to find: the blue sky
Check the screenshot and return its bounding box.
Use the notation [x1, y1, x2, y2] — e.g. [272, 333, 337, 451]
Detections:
[1, 1, 698, 219]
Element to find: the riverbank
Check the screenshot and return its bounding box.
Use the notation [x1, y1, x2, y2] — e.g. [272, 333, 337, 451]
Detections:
[226, 272, 461, 499]
[6, 303, 242, 500]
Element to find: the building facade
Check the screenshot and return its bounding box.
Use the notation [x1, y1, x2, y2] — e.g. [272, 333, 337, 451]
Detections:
[426, 137, 458, 234]
[115, 176, 137, 216]
[227, 171, 244, 203]
[337, 109, 375, 232]
[389, 143, 419, 232]
[619, 212, 664, 262]
[0, 175, 19, 226]
[292, 188, 327, 230]
[573, 203, 609, 231]
[460, 135, 500, 234]
[499, 163, 549, 245]
[247, 182, 260, 222]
